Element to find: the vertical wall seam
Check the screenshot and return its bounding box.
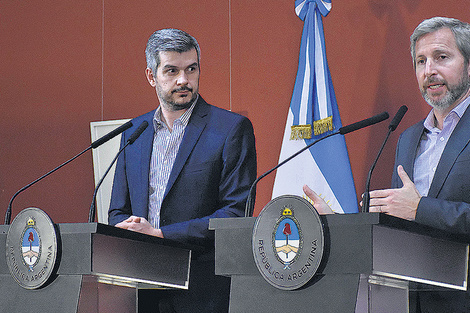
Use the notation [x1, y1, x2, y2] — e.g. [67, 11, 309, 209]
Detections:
[229, 0, 232, 112]
[101, 0, 105, 120]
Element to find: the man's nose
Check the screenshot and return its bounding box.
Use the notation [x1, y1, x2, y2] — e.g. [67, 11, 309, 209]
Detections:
[177, 72, 188, 85]
[424, 59, 438, 77]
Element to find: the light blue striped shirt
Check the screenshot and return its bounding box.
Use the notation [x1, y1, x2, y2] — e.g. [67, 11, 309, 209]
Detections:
[148, 100, 197, 229]
[413, 96, 470, 196]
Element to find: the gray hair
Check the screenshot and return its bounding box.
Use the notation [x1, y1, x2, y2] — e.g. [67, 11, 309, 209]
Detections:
[145, 28, 201, 74]
[410, 17, 470, 69]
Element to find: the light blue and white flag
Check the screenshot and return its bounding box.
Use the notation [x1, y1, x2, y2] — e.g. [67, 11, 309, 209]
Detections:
[272, 0, 358, 213]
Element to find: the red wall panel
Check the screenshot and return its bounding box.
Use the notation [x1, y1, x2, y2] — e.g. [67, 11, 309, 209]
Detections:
[1, 0, 102, 223]
[1, 0, 470, 222]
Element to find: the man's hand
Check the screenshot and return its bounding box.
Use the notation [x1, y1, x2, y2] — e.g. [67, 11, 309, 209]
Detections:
[115, 216, 164, 238]
[303, 185, 334, 214]
[367, 165, 421, 220]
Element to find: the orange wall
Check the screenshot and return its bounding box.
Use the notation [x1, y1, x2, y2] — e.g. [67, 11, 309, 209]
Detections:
[1, 1, 470, 223]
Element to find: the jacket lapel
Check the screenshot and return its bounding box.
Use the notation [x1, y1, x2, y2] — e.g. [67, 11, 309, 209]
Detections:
[401, 123, 425, 182]
[163, 98, 209, 199]
[428, 107, 470, 197]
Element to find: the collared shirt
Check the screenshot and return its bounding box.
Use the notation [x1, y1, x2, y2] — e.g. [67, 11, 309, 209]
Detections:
[414, 96, 470, 196]
[148, 99, 197, 229]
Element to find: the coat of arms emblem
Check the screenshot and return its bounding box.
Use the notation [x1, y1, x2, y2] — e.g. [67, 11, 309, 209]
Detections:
[21, 218, 41, 271]
[273, 207, 302, 269]
[252, 195, 324, 290]
[6, 207, 58, 289]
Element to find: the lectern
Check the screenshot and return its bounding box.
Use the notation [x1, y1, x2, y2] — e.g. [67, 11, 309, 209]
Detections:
[210, 213, 469, 313]
[0, 222, 191, 313]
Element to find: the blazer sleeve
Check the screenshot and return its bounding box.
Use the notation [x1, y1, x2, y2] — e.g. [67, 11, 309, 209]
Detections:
[108, 132, 132, 226]
[415, 197, 470, 234]
[415, 136, 470, 235]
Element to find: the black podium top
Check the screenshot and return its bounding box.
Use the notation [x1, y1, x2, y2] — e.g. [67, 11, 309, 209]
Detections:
[210, 213, 469, 291]
[1, 222, 192, 290]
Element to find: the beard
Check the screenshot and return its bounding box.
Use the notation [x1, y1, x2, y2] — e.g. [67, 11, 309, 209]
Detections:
[422, 70, 470, 110]
[156, 84, 198, 111]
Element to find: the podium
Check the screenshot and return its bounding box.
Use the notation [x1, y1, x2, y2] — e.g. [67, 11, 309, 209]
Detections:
[0, 222, 191, 313]
[210, 213, 469, 313]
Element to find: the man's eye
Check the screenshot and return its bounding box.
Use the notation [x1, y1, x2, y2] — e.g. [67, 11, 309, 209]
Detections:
[165, 69, 177, 75]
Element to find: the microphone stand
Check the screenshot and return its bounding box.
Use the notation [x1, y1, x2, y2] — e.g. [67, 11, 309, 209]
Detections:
[244, 132, 337, 217]
[88, 142, 130, 223]
[5, 147, 90, 225]
[4, 120, 133, 225]
[88, 120, 148, 223]
[362, 129, 392, 213]
[244, 111, 390, 217]
[362, 105, 407, 213]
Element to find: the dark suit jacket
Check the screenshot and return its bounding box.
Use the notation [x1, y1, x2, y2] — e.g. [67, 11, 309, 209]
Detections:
[108, 97, 256, 312]
[392, 106, 470, 234]
[391, 105, 470, 313]
[108, 96, 257, 249]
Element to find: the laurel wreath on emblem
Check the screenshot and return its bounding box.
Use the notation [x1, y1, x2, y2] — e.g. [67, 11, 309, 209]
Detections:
[272, 207, 303, 270]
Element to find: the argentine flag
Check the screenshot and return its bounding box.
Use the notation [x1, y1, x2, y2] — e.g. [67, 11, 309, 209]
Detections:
[272, 0, 358, 213]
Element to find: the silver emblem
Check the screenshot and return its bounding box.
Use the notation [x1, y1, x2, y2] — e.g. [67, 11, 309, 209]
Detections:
[252, 195, 324, 290]
[6, 207, 58, 289]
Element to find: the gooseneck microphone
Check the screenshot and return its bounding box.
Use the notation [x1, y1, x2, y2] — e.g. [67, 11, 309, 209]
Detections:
[90, 120, 134, 149]
[88, 121, 148, 223]
[4, 120, 133, 225]
[338, 112, 389, 135]
[362, 105, 408, 213]
[244, 111, 390, 217]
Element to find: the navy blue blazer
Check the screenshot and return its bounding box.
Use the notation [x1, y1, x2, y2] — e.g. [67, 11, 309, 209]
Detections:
[108, 96, 257, 248]
[392, 108, 470, 313]
[391, 105, 470, 235]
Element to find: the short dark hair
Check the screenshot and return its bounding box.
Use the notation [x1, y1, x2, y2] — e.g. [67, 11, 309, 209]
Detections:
[145, 28, 201, 74]
[410, 17, 470, 68]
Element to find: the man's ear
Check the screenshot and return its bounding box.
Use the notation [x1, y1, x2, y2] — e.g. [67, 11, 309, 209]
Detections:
[145, 68, 156, 87]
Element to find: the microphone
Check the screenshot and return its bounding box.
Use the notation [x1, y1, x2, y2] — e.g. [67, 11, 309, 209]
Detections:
[362, 105, 408, 213]
[127, 121, 149, 144]
[4, 120, 133, 225]
[389, 105, 408, 131]
[91, 120, 134, 148]
[244, 112, 390, 217]
[88, 120, 148, 223]
[339, 112, 390, 135]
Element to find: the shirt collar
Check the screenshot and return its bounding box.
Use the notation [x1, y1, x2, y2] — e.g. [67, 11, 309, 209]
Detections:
[153, 95, 198, 130]
[423, 95, 470, 132]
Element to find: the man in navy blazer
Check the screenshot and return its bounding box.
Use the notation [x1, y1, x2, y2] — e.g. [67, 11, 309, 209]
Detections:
[367, 17, 470, 312]
[108, 28, 256, 312]
[304, 16, 470, 312]
[305, 17, 470, 233]
[368, 16, 470, 238]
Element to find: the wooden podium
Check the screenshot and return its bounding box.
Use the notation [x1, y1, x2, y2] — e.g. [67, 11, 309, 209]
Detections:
[0, 222, 191, 313]
[210, 213, 469, 313]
